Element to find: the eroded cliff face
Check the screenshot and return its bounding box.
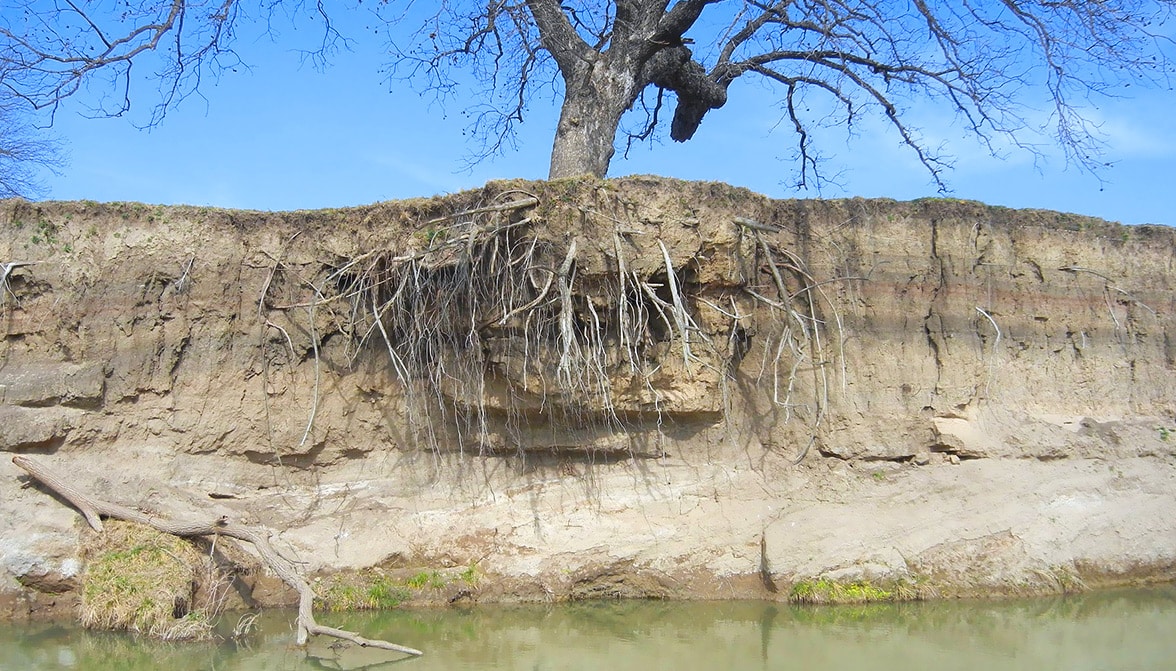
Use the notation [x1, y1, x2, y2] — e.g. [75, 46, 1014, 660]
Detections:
[2, 177, 1174, 616]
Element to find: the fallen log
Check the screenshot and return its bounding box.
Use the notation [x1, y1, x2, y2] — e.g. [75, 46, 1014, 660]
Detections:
[12, 455, 422, 657]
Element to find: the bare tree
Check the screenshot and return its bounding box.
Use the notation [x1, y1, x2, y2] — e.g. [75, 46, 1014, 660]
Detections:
[0, 93, 62, 198]
[2, 1, 1173, 186]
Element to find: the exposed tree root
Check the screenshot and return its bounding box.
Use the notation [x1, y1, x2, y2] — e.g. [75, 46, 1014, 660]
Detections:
[0, 261, 34, 308]
[252, 189, 847, 461]
[1058, 265, 1160, 339]
[12, 455, 423, 657]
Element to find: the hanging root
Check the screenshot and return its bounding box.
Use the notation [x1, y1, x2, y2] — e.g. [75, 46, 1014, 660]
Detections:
[283, 191, 644, 454]
[1058, 265, 1159, 339]
[0, 261, 35, 308]
[255, 191, 846, 463]
[736, 217, 850, 463]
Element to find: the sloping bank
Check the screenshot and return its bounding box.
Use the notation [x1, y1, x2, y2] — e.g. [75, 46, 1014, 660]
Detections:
[2, 176, 1174, 621]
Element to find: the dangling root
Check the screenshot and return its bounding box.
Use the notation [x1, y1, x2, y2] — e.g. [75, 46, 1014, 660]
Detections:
[255, 190, 848, 462]
[0, 261, 35, 308]
[736, 218, 854, 463]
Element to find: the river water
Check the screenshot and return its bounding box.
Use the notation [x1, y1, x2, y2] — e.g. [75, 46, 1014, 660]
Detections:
[2, 587, 1173, 670]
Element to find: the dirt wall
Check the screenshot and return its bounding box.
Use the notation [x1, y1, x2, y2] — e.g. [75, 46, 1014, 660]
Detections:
[2, 176, 1174, 616]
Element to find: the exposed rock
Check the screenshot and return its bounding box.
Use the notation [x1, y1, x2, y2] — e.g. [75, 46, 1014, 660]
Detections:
[569, 562, 673, 600]
[930, 417, 995, 459]
[0, 363, 104, 408]
[0, 406, 86, 452]
[15, 567, 78, 595]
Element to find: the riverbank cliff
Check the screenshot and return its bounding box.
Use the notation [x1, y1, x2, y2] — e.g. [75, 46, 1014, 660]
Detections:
[3, 176, 1174, 618]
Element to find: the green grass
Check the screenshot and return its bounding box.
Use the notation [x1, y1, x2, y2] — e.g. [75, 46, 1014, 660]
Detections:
[315, 564, 479, 611]
[404, 570, 446, 590]
[459, 564, 480, 585]
[789, 577, 928, 605]
[315, 572, 412, 611]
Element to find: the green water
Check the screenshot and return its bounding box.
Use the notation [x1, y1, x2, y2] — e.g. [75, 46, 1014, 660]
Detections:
[3, 587, 1174, 670]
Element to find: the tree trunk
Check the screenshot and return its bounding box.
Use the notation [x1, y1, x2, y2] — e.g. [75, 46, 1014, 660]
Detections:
[547, 92, 623, 179]
[547, 64, 639, 180]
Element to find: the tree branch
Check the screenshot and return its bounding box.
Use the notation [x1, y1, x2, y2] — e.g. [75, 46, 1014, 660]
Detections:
[524, 0, 591, 74]
[643, 44, 729, 141]
[655, 0, 720, 43]
[12, 455, 422, 658]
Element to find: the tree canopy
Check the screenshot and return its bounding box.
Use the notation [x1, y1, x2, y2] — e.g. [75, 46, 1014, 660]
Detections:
[2, 1, 1173, 186]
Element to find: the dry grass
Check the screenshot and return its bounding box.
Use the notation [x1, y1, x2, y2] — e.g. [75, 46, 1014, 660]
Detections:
[80, 520, 216, 641]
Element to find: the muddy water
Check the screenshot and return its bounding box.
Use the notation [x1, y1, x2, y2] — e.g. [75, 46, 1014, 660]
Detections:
[2, 587, 1174, 670]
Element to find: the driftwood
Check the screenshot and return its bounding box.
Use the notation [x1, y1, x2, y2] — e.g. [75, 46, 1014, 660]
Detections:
[12, 455, 422, 657]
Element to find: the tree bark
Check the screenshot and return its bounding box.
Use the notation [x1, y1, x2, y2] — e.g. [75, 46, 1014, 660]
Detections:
[644, 45, 729, 142]
[548, 87, 629, 179]
[12, 455, 422, 657]
[542, 20, 730, 178]
[548, 41, 656, 179]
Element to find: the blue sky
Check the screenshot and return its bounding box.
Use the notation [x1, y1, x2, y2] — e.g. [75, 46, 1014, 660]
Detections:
[32, 7, 1176, 226]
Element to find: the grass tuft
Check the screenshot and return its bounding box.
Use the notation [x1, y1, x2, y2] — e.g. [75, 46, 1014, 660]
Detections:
[80, 520, 213, 641]
[789, 577, 931, 605]
[314, 565, 478, 611]
[314, 571, 412, 612]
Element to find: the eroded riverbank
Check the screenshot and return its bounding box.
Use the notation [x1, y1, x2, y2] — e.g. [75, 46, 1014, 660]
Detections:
[3, 178, 1174, 621]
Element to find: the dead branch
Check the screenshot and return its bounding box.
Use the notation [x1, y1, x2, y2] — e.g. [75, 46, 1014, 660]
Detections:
[12, 455, 422, 657]
[425, 196, 539, 225]
[733, 216, 781, 234]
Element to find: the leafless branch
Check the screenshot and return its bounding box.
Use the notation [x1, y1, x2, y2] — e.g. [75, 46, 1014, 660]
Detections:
[13, 455, 422, 657]
[3, 0, 1171, 184]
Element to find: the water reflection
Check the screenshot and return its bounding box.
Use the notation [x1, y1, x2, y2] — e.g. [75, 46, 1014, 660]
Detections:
[2, 587, 1173, 671]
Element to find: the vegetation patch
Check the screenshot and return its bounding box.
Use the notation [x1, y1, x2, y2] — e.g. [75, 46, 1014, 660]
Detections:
[315, 571, 411, 612]
[1031, 565, 1089, 595]
[313, 565, 478, 611]
[80, 520, 216, 641]
[789, 577, 928, 605]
